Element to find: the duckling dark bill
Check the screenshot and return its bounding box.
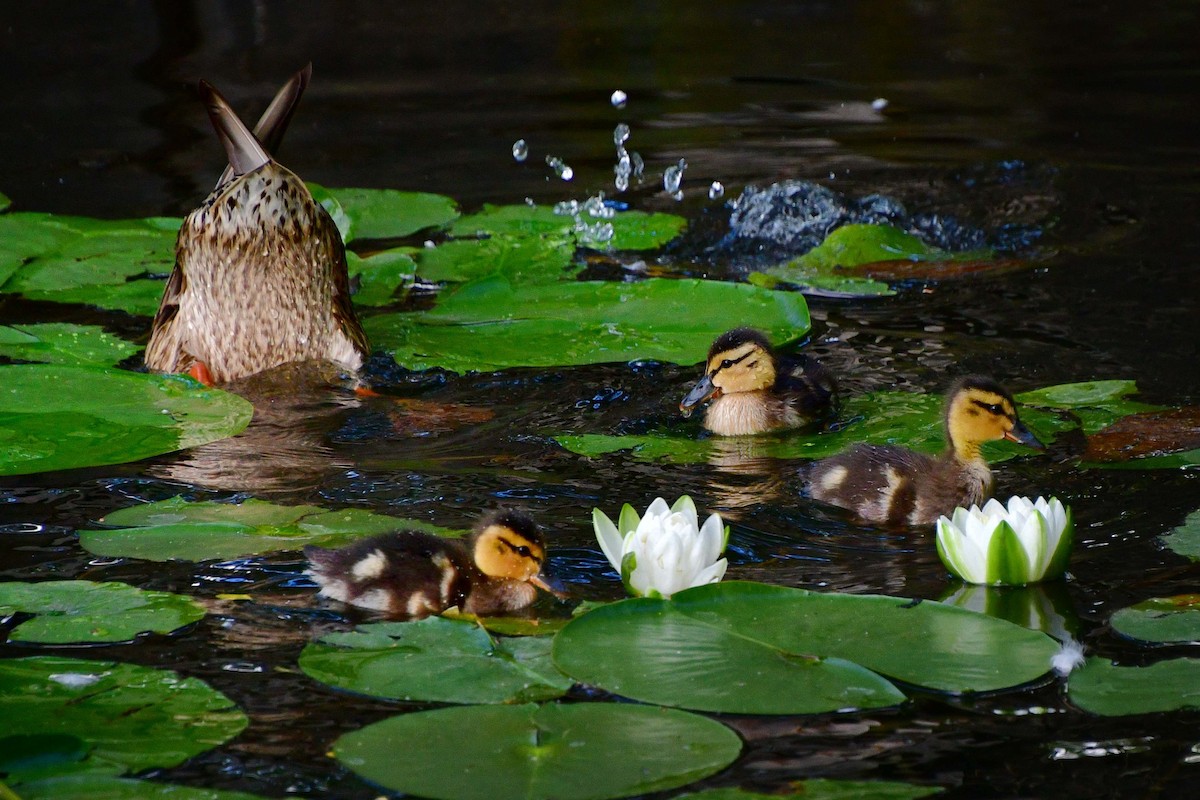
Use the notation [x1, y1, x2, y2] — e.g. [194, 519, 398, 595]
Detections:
[304, 510, 562, 618]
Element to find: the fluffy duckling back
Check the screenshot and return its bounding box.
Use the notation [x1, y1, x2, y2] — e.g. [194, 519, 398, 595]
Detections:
[145, 66, 368, 385]
[808, 376, 1043, 526]
[304, 510, 557, 618]
[680, 327, 836, 436]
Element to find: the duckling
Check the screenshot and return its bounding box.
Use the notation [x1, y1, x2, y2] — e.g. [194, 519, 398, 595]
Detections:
[303, 510, 561, 618]
[680, 327, 836, 436]
[807, 375, 1044, 526]
[145, 66, 368, 385]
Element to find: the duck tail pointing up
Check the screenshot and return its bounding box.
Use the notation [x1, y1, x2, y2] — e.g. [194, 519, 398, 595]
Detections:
[199, 80, 271, 180]
[213, 64, 311, 188]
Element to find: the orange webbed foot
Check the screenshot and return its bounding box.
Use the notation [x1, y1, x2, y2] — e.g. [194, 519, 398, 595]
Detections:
[186, 361, 215, 386]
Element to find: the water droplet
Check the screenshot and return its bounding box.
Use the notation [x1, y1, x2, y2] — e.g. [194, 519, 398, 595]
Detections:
[524, 196, 536, 207]
[828, 171, 836, 180]
[613, 123, 630, 146]
[610, 89, 627, 108]
[512, 139, 529, 162]
[871, 97, 889, 111]
[545, 155, 573, 181]
[708, 181, 724, 200]
[630, 152, 645, 178]
[553, 200, 580, 217]
[663, 158, 687, 194]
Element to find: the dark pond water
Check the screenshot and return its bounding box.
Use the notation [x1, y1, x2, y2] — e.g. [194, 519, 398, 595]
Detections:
[2, 2, 1199, 798]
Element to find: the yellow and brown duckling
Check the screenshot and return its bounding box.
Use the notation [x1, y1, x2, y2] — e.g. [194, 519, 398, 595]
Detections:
[807, 375, 1044, 526]
[680, 327, 837, 436]
[145, 65, 368, 385]
[303, 510, 562, 618]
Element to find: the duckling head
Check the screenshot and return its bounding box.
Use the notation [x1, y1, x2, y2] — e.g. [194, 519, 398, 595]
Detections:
[680, 327, 777, 416]
[471, 510, 565, 596]
[945, 376, 1044, 460]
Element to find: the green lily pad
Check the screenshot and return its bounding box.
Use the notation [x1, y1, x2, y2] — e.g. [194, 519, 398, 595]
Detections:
[556, 389, 1066, 465]
[1017, 380, 1164, 434]
[333, 702, 741, 800]
[0, 656, 247, 779]
[758, 224, 993, 297]
[1068, 657, 1200, 715]
[347, 249, 416, 306]
[299, 617, 572, 704]
[315, 186, 459, 242]
[0, 213, 178, 315]
[678, 781, 942, 800]
[366, 276, 810, 372]
[13, 775, 269, 799]
[415, 235, 577, 284]
[0, 580, 205, 644]
[449, 203, 687, 251]
[0, 365, 253, 477]
[552, 582, 1058, 715]
[80, 497, 460, 562]
[1110, 595, 1200, 644]
[0, 733, 89, 777]
[1161, 509, 1200, 561]
[0, 323, 139, 367]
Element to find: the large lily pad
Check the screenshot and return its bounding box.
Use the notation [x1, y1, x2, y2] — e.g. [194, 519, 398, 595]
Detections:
[1161, 509, 1200, 561]
[678, 782, 942, 800]
[333, 702, 740, 800]
[1016, 380, 1163, 434]
[415, 234, 577, 285]
[81, 497, 460, 562]
[0, 365, 253, 477]
[1110, 595, 1200, 644]
[11, 775, 269, 799]
[0, 323, 139, 367]
[0, 656, 247, 779]
[0, 213, 177, 315]
[0, 581, 205, 644]
[552, 582, 1058, 715]
[346, 248, 416, 306]
[557, 388, 1066, 465]
[316, 186, 459, 242]
[1068, 658, 1200, 715]
[449, 203, 686, 251]
[299, 617, 572, 704]
[366, 276, 811, 372]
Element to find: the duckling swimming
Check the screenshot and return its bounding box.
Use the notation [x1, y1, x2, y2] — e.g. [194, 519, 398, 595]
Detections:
[680, 327, 836, 436]
[808, 376, 1043, 526]
[145, 66, 368, 385]
[304, 510, 560, 618]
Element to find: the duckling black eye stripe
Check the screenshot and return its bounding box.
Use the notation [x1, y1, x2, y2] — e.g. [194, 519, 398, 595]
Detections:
[971, 399, 1011, 418]
[498, 537, 541, 563]
[714, 350, 753, 374]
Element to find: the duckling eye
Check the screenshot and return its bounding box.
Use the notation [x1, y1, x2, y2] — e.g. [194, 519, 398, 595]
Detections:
[720, 359, 734, 369]
[985, 403, 1004, 415]
[515, 545, 532, 558]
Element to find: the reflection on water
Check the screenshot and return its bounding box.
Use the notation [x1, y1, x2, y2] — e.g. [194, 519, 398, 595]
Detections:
[3, 2, 1200, 798]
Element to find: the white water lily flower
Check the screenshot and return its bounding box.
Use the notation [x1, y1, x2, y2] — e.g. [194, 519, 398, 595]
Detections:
[935, 496, 1073, 586]
[593, 496, 728, 598]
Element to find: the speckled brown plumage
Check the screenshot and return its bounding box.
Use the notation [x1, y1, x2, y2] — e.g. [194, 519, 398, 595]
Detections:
[145, 68, 367, 384]
[680, 327, 836, 436]
[808, 376, 1043, 526]
[303, 510, 553, 618]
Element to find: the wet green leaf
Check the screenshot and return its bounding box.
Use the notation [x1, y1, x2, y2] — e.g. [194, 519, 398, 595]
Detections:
[0, 656, 247, 780]
[0, 323, 138, 367]
[1068, 658, 1200, 715]
[556, 389, 1067, 464]
[366, 276, 810, 372]
[449, 203, 687, 251]
[1161, 509, 1200, 561]
[1110, 595, 1200, 644]
[299, 617, 572, 704]
[0, 734, 89, 777]
[315, 186, 459, 242]
[81, 497, 461, 562]
[0, 213, 177, 315]
[1017, 380, 1164, 434]
[678, 781, 943, 800]
[13, 775, 269, 800]
[0, 580, 205, 644]
[333, 702, 740, 800]
[0, 365, 253, 477]
[347, 249, 416, 306]
[414, 235, 576, 284]
[554, 582, 1058, 715]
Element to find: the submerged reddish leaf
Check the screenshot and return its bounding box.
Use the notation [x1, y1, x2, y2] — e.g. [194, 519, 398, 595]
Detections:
[1083, 407, 1200, 462]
